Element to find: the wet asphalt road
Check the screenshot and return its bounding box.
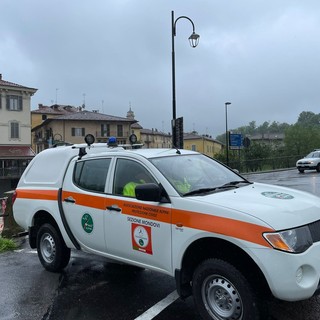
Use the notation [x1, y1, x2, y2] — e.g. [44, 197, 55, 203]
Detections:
[0, 246, 60, 320]
[2, 168, 320, 320]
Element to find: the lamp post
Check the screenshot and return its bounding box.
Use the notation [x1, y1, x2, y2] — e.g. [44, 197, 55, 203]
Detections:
[225, 101, 231, 166]
[171, 10, 200, 148]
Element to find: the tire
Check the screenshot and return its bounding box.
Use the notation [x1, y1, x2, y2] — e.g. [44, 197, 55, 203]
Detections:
[192, 258, 266, 320]
[37, 223, 71, 272]
[316, 164, 320, 173]
[298, 168, 304, 173]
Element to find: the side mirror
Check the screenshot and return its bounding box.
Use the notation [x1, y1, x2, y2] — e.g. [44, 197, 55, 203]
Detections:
[135, 183, 162, 202]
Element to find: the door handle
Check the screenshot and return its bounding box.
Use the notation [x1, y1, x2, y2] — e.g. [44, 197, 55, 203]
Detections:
[107, 205, 121, 212]
[64, 196, 76, 203]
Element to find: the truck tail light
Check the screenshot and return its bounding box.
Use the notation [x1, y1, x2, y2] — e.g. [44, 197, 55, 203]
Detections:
[12, 191, 17, 205]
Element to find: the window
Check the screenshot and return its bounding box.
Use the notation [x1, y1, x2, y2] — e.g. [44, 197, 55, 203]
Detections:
[6, 95, 22, 111]
[113, 158, 156, 197]
[10, 122, 19, 139]
[101, 124, 110, 137]
[117, 125, 123, 137]
[72, 128, 85, 136]
[0, 94, 2, 109]
[74, 158, 111, 192]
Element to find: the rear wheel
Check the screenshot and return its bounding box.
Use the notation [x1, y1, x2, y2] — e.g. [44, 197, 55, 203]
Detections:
[37, 223, 71, 272]
[192, 258, 267, 320]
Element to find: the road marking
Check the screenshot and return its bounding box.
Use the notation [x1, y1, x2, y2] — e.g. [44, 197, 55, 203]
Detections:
[134, 290, 179, 320]
[14, 249, 37, 254]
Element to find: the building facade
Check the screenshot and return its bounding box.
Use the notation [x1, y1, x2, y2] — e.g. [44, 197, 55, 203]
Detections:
[32, 109, 137, 152]
[183, 132, 223, 157]
[140, 128, 171, 148]
[248, 133, 285, 149]
[31, 104, 81, 151]
[0, 74, 37, 195]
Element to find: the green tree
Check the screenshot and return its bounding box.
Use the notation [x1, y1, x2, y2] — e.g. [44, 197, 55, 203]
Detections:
[257, 121, 270, 135]
[297, 111, 320, 127]
[284, 124, 320, 156]
[243, 142, 272, 171]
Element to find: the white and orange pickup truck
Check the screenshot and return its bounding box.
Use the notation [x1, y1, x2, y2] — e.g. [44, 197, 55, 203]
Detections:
[13, 135, 320, 320]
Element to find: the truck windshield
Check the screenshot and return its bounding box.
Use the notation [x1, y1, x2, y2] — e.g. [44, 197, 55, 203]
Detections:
[150, 154, 249, 196]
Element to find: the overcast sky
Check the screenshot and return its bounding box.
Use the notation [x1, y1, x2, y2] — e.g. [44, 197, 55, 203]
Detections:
[1, 0, 320, 137]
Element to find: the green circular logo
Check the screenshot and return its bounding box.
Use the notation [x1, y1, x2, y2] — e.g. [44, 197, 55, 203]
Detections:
[81, 213, 94, 233]
[261, 192, 294, 200]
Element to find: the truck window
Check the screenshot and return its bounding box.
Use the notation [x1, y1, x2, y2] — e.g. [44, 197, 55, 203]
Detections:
[73, 158, 111, 192]
[113, 158, 155, 197]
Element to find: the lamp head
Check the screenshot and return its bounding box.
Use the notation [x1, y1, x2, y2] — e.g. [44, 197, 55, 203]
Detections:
[188, 32, 200, 48]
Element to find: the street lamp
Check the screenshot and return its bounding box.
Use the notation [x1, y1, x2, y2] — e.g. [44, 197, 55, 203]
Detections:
[225, 102, 231, 166]
[171, 10, 200, 148]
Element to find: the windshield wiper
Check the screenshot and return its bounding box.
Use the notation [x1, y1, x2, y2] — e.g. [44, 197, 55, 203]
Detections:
[183, 181, 252, 197]
[183, 187, 218, 197]
[218, 180, 252, 189]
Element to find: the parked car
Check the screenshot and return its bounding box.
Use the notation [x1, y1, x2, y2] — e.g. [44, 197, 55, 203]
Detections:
[12, 135, 320, 320]
[296, 149, 320, 173]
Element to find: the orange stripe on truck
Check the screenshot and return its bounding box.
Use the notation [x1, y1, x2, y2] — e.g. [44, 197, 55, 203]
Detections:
[62, 191, 106, 209]
[16, 189, 58, 201]
[17, 189, 273, 247]
[172, 209, 273, 247]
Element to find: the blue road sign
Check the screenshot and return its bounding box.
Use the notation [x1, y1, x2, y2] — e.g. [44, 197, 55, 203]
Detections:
[229, 133, 243, 149]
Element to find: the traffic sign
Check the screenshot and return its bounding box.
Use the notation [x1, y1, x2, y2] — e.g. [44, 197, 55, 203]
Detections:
[229, 133, 243, 149]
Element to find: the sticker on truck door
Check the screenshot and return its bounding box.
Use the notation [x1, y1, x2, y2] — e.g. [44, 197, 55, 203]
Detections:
[131, 223, 153, 255]
[81, 213, 94, 233]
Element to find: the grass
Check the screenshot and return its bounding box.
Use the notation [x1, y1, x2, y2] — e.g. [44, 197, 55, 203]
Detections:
[0, 236, 17, 253]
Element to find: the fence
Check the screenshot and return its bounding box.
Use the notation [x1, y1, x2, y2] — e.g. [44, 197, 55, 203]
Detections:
[229, 155, 301, 173]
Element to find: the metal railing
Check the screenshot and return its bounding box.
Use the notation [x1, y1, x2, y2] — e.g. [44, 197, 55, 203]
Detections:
[228, 155, 301, 173]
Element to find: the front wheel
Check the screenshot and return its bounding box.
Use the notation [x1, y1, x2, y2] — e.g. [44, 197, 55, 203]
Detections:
[192, 258, 266, 320]
[37, 223, 71, 272]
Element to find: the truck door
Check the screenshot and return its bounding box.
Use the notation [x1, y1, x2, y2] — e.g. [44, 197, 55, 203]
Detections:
[61, 157, 111, 253]
[105, 158, 172, 273]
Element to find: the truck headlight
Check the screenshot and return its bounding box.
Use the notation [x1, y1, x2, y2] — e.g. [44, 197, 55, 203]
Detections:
[263, 226, 313, 253]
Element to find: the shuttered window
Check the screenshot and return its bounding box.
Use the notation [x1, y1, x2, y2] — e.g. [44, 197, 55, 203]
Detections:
[10, 122, 19, 139]
[72, 128, 85, 136]
[117, 125, 123, 137]
[6, 95, 22, 111]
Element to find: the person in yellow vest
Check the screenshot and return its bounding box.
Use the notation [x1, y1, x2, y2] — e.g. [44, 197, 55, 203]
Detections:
[123, 172, 149, 197]
[170, 177, 191, 194]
